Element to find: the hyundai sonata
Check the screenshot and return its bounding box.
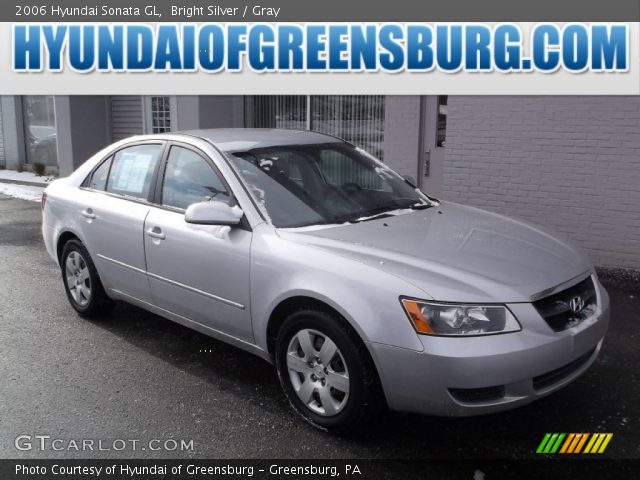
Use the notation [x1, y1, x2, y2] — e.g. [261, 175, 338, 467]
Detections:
[42, 129, 609, 431]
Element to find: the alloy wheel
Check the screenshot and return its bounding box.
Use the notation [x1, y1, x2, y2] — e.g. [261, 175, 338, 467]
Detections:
[286, 328, 350, 416]
[65, 251, 92, 306]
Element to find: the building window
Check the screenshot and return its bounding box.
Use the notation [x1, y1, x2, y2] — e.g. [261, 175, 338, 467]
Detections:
[436, 95, 448, 148]
[249, 96, 307, 131]
[149, 96, 172, 133]
[247, 95, 386, 159]
[23, 96, 58, 167]
[311, 96, 385, 159]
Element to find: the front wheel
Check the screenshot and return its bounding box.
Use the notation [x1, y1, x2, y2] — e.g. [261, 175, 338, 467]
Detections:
[275, 308, 384, 432]
[61, 239, 114, 317]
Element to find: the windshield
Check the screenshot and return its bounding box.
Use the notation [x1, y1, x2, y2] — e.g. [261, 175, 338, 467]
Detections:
[227, 142, 432, 228]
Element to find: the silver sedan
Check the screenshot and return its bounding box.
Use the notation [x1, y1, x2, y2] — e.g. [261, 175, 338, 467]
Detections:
[42, 129, 609, 431]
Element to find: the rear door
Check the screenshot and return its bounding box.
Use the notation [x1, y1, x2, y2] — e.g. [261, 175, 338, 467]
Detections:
[78, 142, 165, 303]
[143, 143, 254, 342]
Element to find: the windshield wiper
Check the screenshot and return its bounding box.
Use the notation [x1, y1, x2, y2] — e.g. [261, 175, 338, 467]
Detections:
[350, 202, 434, 223]
[409, 202, 434, 210]
[289, 215, 360, 228]
[357, 202, 433, 219]
[289, 203, 432, 228]
[352, 212, 396, 223]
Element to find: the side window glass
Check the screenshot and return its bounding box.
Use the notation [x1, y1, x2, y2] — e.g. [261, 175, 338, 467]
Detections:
[87, 157, 112, 191]
[161, 146, 231, 210]
[106, 144, 163, 199]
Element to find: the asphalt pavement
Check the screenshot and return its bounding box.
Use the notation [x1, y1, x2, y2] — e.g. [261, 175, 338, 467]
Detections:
[0, 194, 638, 460]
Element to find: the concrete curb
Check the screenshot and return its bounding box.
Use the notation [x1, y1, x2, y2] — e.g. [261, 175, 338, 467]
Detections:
[0, 178, 48, 188]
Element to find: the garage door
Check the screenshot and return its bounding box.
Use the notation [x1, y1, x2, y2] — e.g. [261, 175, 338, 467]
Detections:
[111, 96, 144, 142]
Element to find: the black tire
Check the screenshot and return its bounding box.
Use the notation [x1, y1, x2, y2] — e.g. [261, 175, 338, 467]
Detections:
[60, 239, 114, 317]
[275, 307, 384, 432]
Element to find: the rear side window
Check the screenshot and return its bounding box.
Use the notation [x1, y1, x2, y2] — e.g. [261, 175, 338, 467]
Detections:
[106, 144, 163, 200]
[87, 157, 112, 190]
[161, 146, 231, 210]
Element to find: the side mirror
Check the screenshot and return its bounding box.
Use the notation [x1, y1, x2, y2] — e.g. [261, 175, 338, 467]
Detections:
[402, 174, 417, 187]
[184, 201, 243, 226]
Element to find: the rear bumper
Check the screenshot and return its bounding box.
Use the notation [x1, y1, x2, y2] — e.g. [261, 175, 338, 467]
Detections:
[42, 220, 58, 264]
[368, 277, 610, 416]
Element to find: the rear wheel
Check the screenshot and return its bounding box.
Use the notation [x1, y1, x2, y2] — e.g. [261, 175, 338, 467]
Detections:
[275, 308, 384, 432]
[61, 239, 114, 317]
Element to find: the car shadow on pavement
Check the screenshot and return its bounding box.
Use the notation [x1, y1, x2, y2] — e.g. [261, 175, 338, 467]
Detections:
[83, 286, 638, 459]
[85, 302, 289, 415]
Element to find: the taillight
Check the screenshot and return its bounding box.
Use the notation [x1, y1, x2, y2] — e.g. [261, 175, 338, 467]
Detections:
[41, 192, 47, 210]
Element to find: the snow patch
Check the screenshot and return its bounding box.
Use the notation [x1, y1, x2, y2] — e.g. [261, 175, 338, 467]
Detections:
[0, 169, 55, 184]
[0, 183, 44, 202]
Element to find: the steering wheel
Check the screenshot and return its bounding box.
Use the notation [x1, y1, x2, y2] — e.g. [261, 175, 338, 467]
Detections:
[322, 187, 348, 208]
[341, 182, 362, 195]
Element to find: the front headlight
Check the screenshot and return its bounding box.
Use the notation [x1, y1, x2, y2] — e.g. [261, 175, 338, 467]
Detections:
[401, 298, 521, 336]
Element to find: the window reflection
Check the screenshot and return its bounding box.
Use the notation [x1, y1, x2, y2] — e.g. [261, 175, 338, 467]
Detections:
[23, 96, 58, 167]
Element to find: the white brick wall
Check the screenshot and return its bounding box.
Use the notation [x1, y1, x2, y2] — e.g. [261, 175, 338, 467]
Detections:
[382, 96, 421, 178]
[443, 96, 640, 270]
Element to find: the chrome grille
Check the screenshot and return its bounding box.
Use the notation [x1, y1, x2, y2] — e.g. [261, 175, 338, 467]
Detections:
[533, 277, 597, 332]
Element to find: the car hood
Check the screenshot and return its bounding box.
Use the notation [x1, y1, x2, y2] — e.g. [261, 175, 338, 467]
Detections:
[278, 201, 592, 303]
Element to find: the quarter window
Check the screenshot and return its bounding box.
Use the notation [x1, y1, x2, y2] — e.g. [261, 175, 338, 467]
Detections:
[106, 144, 163, 199]
[87, 157, 112, 191]
[161, 146, 230, 210]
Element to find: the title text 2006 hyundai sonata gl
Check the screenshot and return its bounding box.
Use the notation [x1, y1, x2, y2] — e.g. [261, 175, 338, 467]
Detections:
[42, 129, 609, 431]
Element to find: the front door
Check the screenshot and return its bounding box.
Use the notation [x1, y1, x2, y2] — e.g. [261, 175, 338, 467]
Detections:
[143, 144, 254, 342]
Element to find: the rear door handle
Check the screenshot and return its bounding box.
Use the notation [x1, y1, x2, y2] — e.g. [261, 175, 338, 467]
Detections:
[81, 208, 96, 219]
[146, 227, 166, 240]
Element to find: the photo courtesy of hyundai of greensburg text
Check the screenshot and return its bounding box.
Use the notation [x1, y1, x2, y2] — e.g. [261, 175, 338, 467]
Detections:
[0, 1, 638, 480]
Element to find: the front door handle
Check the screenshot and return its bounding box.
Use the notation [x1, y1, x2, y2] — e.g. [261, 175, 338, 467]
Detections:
[81, 208, 96, 219]
[146, 227, 166, 240]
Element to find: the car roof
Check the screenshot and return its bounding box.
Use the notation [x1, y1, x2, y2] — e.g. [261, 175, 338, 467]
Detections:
[178, 128, 345, 152]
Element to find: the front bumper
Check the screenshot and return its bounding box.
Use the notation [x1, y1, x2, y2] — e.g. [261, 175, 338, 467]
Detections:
[368, 277, 610, 416]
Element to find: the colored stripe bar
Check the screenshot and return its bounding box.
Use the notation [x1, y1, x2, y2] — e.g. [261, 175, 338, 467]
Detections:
[537, 433, 552, 453]
[590, 434, 606, 453]
[560, 433, 576, 453]
[598, 434, 613, 453]
[543, 433, 560, 453]
[538, 432, 613, 454]
[583, 433, 599, 453]
[549, 433, 566, 453]
[567, 433, 584, 453]
[573, 433, 589, 453]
